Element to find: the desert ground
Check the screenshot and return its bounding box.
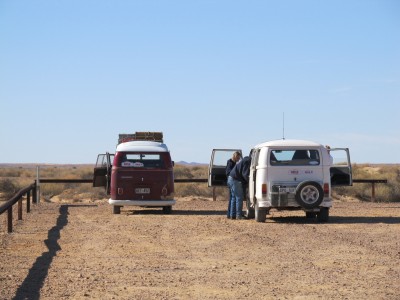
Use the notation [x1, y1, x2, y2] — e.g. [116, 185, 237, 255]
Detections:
[1, 198, 399, 300]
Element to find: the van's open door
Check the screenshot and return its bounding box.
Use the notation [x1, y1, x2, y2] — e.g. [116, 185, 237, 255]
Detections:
[93, 152, 114, 194]
[330, 148, 352, 186]
[208, 149, 242, 187]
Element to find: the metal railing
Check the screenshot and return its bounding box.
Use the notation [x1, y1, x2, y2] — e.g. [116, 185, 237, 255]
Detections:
[1, 177, 388, 233]
[0, 181, 37, 233]
[352, 179, 388, 202]
[39, 178, 208, 183]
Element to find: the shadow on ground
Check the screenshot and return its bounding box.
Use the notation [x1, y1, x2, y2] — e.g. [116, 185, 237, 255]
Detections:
[267, 215, 400, 224]
[123, 208, 226, 216]
[12, 204, 96, 300]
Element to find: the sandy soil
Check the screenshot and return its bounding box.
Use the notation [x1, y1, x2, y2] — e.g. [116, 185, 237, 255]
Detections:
[1, 198, 400, 300]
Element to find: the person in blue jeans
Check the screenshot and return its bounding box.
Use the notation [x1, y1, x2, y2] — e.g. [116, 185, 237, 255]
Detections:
[225, 152, 241, 219]
[228, 155, 251, 220]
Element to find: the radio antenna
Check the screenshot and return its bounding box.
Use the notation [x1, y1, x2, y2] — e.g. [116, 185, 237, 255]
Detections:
[282, 112, 285, 140]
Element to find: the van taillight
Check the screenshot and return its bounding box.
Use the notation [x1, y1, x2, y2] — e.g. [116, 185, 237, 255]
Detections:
[162, 185, 168, 196]
[323, 183, 329, 195]
[262, 184, 267, 195]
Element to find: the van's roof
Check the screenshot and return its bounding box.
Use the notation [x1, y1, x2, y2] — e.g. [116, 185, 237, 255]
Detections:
[254, 139, 323, 148]
[116, 141, 169, 152]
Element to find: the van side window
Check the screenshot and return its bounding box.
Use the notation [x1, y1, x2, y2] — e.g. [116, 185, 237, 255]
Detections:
[270, 150, 320, 166]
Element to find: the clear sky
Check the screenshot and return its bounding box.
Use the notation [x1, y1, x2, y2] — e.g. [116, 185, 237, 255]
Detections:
[1, 0, 399, 164]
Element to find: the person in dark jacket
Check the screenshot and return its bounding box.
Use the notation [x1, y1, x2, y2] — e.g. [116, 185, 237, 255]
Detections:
[225, 151, 241, 219]
[228, 155, 251, 220]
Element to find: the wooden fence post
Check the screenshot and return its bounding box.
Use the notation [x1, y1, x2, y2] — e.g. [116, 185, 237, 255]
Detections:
[18, 198, 22, 220]
[7, 207, 13, 233]
[36, 166, 40, 203]
[27, 190, 31, 213]
[371, 182, 376, 202]
[33, 181, 37, 204]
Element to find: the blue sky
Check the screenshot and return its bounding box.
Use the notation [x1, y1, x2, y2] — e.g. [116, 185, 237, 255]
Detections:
[1, 0, 399, 164]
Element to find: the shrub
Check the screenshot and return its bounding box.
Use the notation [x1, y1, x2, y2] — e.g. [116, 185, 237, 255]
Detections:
[333, 164, 400, 202]
[0, 178, 20, 199]
[174, 166, 194, 179]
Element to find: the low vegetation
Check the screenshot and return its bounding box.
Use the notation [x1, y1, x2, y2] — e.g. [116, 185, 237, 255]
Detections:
[334, 163, 400, 202]
[0, 163, 399, 202]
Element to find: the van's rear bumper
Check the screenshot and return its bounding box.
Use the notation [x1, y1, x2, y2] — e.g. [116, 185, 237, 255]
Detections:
[109, 199, 176, 206]
[258, 197, 332, 208]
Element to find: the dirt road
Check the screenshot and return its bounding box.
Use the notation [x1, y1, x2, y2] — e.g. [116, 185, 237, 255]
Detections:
[1, 198, 400, 299]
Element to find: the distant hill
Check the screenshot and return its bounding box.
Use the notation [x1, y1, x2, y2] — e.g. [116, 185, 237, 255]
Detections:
[176, 161, 207, 166]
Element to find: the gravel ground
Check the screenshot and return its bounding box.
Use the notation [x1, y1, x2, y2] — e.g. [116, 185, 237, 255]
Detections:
[1, 198, 400, 300]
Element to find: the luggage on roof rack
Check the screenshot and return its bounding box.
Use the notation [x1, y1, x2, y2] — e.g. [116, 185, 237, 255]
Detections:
[118, 132, 163, 144]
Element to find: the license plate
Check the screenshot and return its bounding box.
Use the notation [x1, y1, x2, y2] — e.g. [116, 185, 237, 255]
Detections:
[135, 188, 150, 194]
[279, 187, 296, 193]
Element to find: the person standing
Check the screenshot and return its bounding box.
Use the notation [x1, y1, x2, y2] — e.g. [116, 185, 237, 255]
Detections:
[225, 151, 242, 219]
[228, 155, 251, 220]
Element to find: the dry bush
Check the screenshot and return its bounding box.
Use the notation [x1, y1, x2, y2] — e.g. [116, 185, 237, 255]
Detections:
[174, 183, 229, 200]
[174, 164, 208, 179]
[0, 178, 20, 200]
[0, 164, 95, 202]
[164, 164, 228, 200]
[173, 164, 227, 200]
[40, 183, 70, 201]
[0, 169, 23, 177]
[334, 164, 400, 202]
[173, 165, 194, 179]
[91, 187, 108, 200]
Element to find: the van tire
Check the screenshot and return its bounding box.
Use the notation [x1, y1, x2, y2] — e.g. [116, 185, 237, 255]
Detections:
[163, 206, 172, 214]
[295, 181, 324, 209]
[113, 205, 121, 214]
[317, 208, 329, 222]
[245, 198, 255, 219]
[255, 202, 267, 223]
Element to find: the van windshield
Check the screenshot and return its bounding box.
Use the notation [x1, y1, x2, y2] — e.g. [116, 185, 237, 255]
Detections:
[270, 149, 320, 166]
[118, 153, 165, 169]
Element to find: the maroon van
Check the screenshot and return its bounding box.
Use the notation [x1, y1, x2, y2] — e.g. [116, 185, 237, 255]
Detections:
[93, 140, 175, 214]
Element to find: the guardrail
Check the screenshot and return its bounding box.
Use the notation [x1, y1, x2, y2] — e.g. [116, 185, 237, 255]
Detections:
[39, 179, 208, 183]
[1, 177, 387, 233]
[18, 177, 392, 204]
[0, 181, 37, 233]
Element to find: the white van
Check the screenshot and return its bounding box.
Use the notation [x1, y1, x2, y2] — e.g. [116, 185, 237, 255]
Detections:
[208, 139, 352, 222]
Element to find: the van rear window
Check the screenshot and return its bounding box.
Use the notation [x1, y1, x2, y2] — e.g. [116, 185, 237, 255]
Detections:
[270, 149, 320, 166]
[120, 153, 165, 169]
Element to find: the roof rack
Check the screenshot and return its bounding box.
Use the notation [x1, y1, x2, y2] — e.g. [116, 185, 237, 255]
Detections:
[118, 132, 163, 144]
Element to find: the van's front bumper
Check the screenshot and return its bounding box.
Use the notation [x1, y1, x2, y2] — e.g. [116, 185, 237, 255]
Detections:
[109, 199, 176, 206]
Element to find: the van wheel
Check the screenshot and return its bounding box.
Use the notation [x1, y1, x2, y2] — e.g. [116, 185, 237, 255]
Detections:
[245, 197, 255, 219]
[255, 202, 267, 223]
[113, 205, 121, 214]
[163, 206, 172, 214]
[295, 181, 324, 209]
[317, 208, 329, 222]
